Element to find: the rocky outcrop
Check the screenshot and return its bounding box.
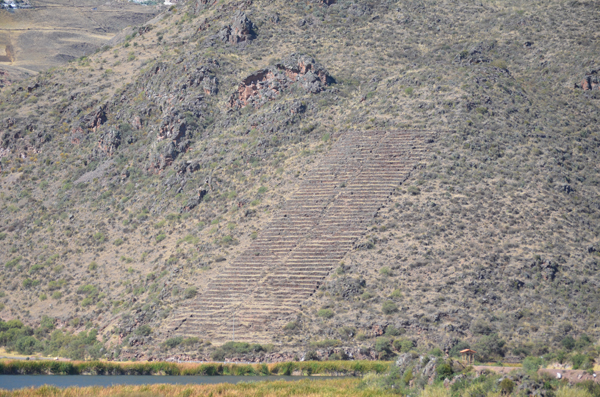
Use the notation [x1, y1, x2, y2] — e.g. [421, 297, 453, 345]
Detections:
[96, 129, 121, 157]
[228, 54, 332, 109]
[184, 65, 218, 95]
[158, 112, 187, 143]
[575, 70, 600, 90]
[218, 11, 255, 44]
[82, 106, 108, 132]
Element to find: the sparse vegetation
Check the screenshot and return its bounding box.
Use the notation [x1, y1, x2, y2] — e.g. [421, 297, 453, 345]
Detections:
[0, 0, 598, 364]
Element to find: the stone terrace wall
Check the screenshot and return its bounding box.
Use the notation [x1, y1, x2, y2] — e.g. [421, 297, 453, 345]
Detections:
[167, 130, 432, 342]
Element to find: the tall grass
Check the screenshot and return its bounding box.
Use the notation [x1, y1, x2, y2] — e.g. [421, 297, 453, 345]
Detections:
[556, 386, 593, 397]
[0, 360, 392, 376]
[421, 385, 451, 397]
[0, 379, 399, 396]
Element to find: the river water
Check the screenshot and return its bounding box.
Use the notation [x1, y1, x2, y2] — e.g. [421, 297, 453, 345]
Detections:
[0, 375, 338, 390]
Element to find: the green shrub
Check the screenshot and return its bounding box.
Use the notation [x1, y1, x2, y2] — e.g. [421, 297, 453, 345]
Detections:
[382, 301, 398, 314]
[561, 336, 575, 350]
[77, 284, 98, 296]
[309, 339, 341, 349]
[211, 349, 225, 361]
[317, 308, 334, 319]
[29, 264, 44, 274]
[402, 366, 414, 384]
[164, 337, 184, 349]
[572, 353, 592, 370]
[361, 290, 374, 300]
[407, 186, 420, 195]
[380, 267, 392, 276]
[522, 356, 543, 373]
[430, 347, 444, 357]
[473, 334, 506, 362]
[385, 325, 402, 336]
[499, 378, 514, 394]
[390, 289, 403, 299]
[5, 257, 21, 269]
[88, 262, 98, 271]
[284, 322, 297, 331]
[375, 337, 394, 359]
[22, 279, 40, 288]
[113, 238, 124, 246]
[156, 233, 166, 243]
[15, 336, 39, 355]
[449, 341, 470, 357]
[396, 339, 414, 353]
[576, 334, 593, 349]
[135, 325, 152, 336]
[436, 362, 453, 380]
[183, 287, 197, 299]
[182, 337, 200, 346]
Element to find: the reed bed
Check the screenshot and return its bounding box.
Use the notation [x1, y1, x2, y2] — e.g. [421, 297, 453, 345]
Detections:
[0, 360, 392, 376]
[0, 378, 397, 396]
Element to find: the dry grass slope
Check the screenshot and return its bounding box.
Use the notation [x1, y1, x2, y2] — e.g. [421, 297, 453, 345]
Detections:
[0, 0, 598, 361]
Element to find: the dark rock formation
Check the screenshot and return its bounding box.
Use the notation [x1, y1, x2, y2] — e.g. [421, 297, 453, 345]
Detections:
[228, 54, 332, 109]
[575, 70, 600, 90]
[96, 129, 121, 157]
[218, 11, 255, 44]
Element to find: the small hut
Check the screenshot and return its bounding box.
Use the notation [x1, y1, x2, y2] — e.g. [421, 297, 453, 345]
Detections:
[460, 349, 476, 365]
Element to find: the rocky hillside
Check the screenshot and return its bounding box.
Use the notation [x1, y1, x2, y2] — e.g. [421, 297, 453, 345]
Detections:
[0, 0, 600, 361]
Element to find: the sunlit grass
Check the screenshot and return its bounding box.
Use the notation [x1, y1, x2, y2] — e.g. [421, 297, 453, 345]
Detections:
[0, 360, 393, 376]
[0, 379, 398, 397]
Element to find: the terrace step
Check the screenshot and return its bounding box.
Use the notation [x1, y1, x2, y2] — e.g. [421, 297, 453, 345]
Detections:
[167, 130, 432, 341]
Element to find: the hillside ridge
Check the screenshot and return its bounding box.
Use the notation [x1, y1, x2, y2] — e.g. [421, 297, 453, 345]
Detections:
[0, 0, 599, 362]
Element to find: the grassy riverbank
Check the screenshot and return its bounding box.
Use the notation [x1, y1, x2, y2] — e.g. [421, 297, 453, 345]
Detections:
[0, 359, 392, 376]
[2, 378, 396, 397]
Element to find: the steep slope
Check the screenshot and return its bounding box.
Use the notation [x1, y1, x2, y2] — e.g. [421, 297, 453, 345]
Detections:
[169, 129, 431, 342]
[0, 0, 599, 361]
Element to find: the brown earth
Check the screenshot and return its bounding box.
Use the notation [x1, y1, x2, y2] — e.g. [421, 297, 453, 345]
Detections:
[0, 0, 162, 75]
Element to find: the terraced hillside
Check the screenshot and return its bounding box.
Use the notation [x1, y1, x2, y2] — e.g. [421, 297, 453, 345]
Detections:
[169, 130, 431, 341]
[1, 0, 600, 362]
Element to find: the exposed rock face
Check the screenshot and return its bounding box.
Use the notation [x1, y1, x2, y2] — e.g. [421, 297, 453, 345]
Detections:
[158, 112, 187, 143]
[228, 54, 332, 109]
[218, 11, 255, 44]
[96, 129, 121, 157]
[576, 70, 600, 90]
[83, 106, 108, 132]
